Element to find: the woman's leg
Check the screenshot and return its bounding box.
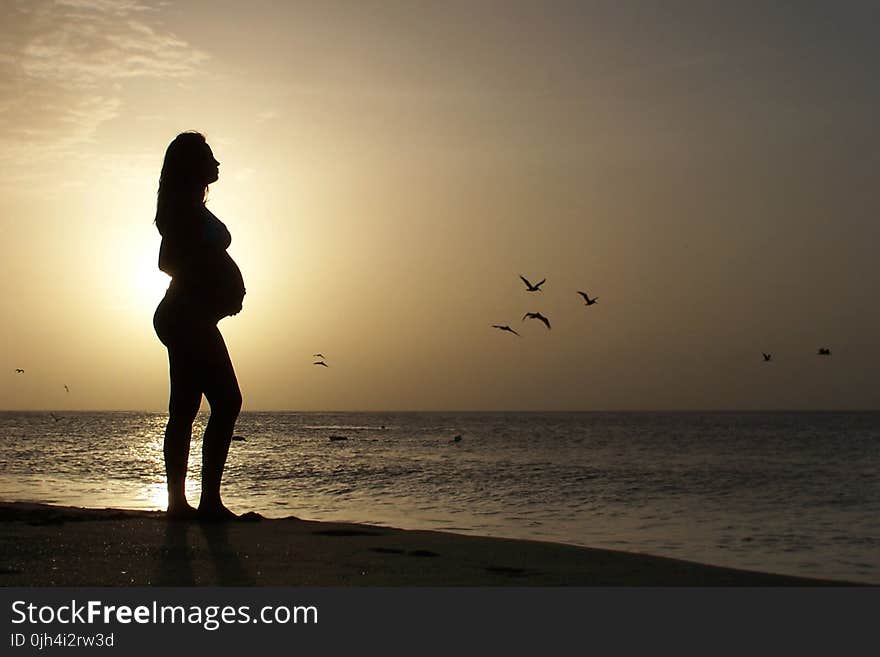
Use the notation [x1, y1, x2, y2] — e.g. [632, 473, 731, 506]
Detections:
[164, 344, 202, 519]
[196, 324, 242, 518]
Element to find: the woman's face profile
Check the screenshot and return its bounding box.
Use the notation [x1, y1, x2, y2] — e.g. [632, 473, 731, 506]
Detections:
[202, 144, 220, 184]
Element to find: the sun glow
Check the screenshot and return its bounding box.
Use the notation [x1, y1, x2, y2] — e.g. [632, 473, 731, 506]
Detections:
[133, 265, 170, 310]
[99, 226, 169, 318]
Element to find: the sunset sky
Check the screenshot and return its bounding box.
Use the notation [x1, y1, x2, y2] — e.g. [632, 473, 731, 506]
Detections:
[2, 0, 879, 411]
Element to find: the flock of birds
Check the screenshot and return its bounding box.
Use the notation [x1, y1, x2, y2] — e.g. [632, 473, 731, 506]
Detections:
[312, 274, 599, 367]
[306, 275, 599, 367]
[490, 274, 598, 337]
[485, 274, 832, 364]
[309, 274, 599, 364]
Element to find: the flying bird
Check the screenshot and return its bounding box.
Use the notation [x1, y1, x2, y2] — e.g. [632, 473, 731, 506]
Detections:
[492, 324, 521, 337]
[522, 312, 551, 330]
[519, 275, 546, 292]
[14, 368, 24, 374]
[577, 291, 598, 306]
[64, 385, 69, 393]
[313, 353, 325, 359]
[314, 361, 329, 367]
[817, 348, 831, 356]
[762, 353, 772, 362]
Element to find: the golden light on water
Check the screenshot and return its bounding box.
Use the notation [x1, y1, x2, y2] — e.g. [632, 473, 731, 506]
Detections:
[139, 479, 201, 512]
[142, 482, 169, 511]
[135, 419, 204, 511]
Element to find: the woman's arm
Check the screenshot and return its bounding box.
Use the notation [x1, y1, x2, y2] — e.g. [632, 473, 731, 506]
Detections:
[158, 211, 202, 276]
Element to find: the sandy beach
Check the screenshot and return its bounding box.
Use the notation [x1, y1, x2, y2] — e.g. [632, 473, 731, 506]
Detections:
[0, 502, 850, 586]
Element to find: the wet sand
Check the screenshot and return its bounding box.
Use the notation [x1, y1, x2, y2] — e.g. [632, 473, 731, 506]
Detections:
[0, 502, 849, 586]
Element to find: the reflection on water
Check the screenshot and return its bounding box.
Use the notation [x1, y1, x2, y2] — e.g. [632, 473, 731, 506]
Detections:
[1, 410, 879, 583]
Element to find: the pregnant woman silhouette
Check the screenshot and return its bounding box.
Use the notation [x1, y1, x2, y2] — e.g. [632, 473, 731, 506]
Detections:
[152, 131, 252, 521]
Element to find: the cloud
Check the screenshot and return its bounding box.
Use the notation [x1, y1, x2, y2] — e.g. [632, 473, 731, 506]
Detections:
[8, 3, 208, 88]
[0, 92, 122, 188]
[0, 0, 209, 187]
[53, 0, 153, 12]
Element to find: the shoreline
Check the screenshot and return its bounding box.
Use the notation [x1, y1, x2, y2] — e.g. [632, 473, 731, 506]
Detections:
[0, 502, 856, 586]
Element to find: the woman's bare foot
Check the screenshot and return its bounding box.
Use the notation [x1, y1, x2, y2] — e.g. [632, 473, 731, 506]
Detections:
[166, 502, 198, 521]
[197, 503, 238, 522]
[197, 504, 264, 522]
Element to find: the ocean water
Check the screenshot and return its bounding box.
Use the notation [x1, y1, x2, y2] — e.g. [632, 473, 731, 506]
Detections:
[0, 410, 878, 584]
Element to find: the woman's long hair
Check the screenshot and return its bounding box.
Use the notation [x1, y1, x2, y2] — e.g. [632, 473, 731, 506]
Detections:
[155, 131, 209, 235]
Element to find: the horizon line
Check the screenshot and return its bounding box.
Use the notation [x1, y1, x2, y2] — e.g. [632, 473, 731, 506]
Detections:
[2, 408, 880, 414]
